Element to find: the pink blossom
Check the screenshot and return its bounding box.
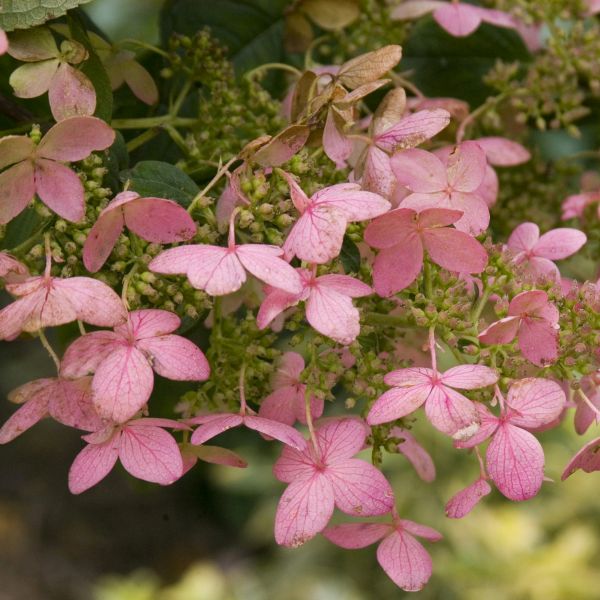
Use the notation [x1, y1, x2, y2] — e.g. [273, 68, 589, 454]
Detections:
[0, 252, 29, 282]
[364, 207, 488, 296]
[8, 27, 96, 121]
[279, 171, 390, 264]
[458, 378, 565, 500]
[507, 222, 586, 281]
[574, 376, 600, 435]
[586, 0, 600, 15]
[149, 212, 302, 296]
[0, 116, 115, 223]
[475, 137, 531, 167]
[445, 477, 491, 518]
[478, 290, 559, 366]
[392, 141, 489, 235]
[257, 267, 372, 345]
[392, 427, 436, 482]
[0, 253, 126, 340]
[323, 512, 442, 592]
[367, 365, 498, 437]
[68, 418, 187, 494]
[562, 436, 600, 480]
[0, 376, 103, 443]
[391, 1, 516, 38]
[83, 191, 196, 272]
[60, 309, 210, 423]
[562, 191, 600, 220]
[273, 418, 394, 547]
[258, 352, 324, 426]
[180, 443, 248, 474]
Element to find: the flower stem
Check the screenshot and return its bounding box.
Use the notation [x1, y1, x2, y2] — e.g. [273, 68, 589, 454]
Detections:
[187, 155, 239, 214]
[111, 116, 197, 129]
[239, 362, 248, 416]
[304, 385, 319, 454]
[579, 389, 600, 419]
[429, 326, 437, 373]
[38, 329, 60, 372]
[245, 62, 302, 80]
[121, 263, 139, 308]
[471, 286, 492, 323]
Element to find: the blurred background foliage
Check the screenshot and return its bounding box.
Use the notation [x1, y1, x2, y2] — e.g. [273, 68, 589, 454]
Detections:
[1, 0, 600, 599]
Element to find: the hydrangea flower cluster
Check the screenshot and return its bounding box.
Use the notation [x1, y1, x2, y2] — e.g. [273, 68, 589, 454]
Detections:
[0, 4, 599, 592]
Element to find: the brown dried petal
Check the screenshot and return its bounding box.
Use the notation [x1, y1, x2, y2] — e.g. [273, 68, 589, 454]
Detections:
[253, 125, 310, 167]
[337, 45, 402, 89]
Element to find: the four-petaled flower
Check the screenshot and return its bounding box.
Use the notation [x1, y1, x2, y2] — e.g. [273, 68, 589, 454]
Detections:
[273, 418, 394, 547]
[60, 309, 210, 423]
[0, 116, 115, 223]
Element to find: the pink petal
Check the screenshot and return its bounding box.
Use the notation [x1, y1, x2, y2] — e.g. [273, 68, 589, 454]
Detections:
[364, 208, 417, 249]
[0, 161, 35, 224]
[82, 205, 124, 272]
[372, 241, 424, 297]
[399, 519, 443, 542]
[425, 385, 479, 437]
[533, 228, 587, 260]
[189, 414, 244, 445]
[317, 418, 369, 463]
[448, 191, 489, 235]
[0, 135, 34, 170]
[361, 146, 395, 198]
[316, 274, 372, 297]
[273, 352, 305, 387]
[508, 290, 549, 315]
[417, 207, 463, 228]
[423, 227, 488, 273]
[476, 137, 530, 166]
[275, 474, 335, 547]
[314, 183, 391, 221]
[137, 334, 210, 381]
[0, 395, 48, 443]
[60, 331, 121, 377]
[243, 415, 307, 450]
[279, 170, 310, 213]
[391, 148, 446, 193]
[273, 444, 316, 483]
[433, 3, 482, 37]
[393, 427, 436, 482]
[399, 190, 449, 213]
[517, 318, 558, 366]
[477, 6, 516, 28]
[375, 109, 450, 153]
[92, 345, 154, 423]
[0, 29, 8, 55]
[383, 367, 435, 387]
[454, 404, 499, 449]
[259, 387, 300, 426]
[48, 377, 103, 431]
[34, 158, 84, 222]
[236, 244, 302, 294]
[119, 308, 181, 339]
[487, 423, 545, 501]
[478, 164, 499, 207]
[478, 316, 520, 345]
[0, 287, 47, 339]
[505, 377, 565, 428]
[562, 437, 600, 480]
[526, 257, 560, 281]
[48, 63, 96, 121]
[183, 443, 247, 469]
[445, 478, 492, 518]
[124, 197, 196, 243]
[7, 28, 58, 61]
[440, 365, 498, 389]
[323, 522, 390, 548]
[391, 0, 445, 20]
[121, 59, 159, 105]
[367, 385, 431, 425]
[377, 530, 433, 592]
[119, 424, 183, 484]
[507, 222, 539, 254]
[68, 436, 120, 494]
[9, 59, 58, 98]
[36, 116, 115, 161]
[256, 286, 303, 329]
[329, 458, 395, 516]
[323, 107, 353, 167]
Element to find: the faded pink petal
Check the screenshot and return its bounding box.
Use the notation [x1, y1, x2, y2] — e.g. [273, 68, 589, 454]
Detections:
[273, 443, 316, 483]
[0, 29, 7, 55]
[9, 59, 58, 98]
[391, 148, 446, 193]
[48, 377, 103, 431]
[0, 161, 35, 224]
[487, 423, 544, 501]
[256, 285, 303, 329]
[476, 137, 530, 166]
[446, 141, 487, 193]
[48, 62, 96, 121]
[120, 59, 159, 105]
[424, 385, 479, 437]
[372, 243, 423, 296]
[562, 437, 600, 480]
[508, 222, 539, 254]
[423, 227, 488, 274]
[433, 3, 481, 37]
[273, 352, 305, 387]
[0, 394, 48, 443]
[534, 228, 587, 260]
[399, 519, 442, 541]
[505, 378, 565, 429]
[0, 252, 28, 280]
[367, 385, 431, 425]
[361, 145, 395, 198]
[323, 522, 390, 548]
[440, 365, 498, 389]
[384, 367, 434, 387]
[243, 415, 307, 450]
[0, 135, 34, 169]
[364, 207, 417, 249]
[82, 205, 123, 271]
[391, 0, 445, 20]
[478, 316, 520, 345]
[393, 427, 436, 482]
[182, 443, 247, 470]
[34, 158, 85, 221]
[60, 331, 122, 377]
[508, 289, 551, 315]
[323, 107, 352, 167]
[517, 317, 558, 366]
[119, 423, 183, 484]
[317, 418, 369, 463]
[68, 436, 120, 494]
[478, 164, 499, 207]
[447, 191, 489, 235]
[445, 477, 491, 518]
[189, 414, 244, 445]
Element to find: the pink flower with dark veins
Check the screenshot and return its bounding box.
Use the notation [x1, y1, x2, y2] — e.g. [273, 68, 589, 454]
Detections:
[0, 116, 115, 223]
[60, 309, 210, 424]
[273, 418, 394, 547]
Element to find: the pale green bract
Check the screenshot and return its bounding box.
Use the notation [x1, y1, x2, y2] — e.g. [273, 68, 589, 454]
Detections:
[0, 0, 92, 31]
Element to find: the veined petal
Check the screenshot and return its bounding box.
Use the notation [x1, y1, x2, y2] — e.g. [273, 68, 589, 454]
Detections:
[34, 159, 85, 222]
[367, 385, 431, 425]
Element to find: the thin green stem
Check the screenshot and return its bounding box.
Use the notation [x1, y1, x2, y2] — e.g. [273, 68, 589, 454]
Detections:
[304, 385, 319, 453]
[423, 258, 433, 299]
[118, 39, 170, 58]
[121, 263, 139, 308]
[38, 329, 60, 372]
[363, 312, 411, 328]
[239, 362, 248, 415]
[8, 219, 52, 255]
[125, 128, 161, 152]
[245, 62, 302, 80]
[471, 286, 492, 323]
[170, 79, 193, 116]
[456, 93, 507, 143]
[187, 156, 239, 214]
[112, 116, 197, 129]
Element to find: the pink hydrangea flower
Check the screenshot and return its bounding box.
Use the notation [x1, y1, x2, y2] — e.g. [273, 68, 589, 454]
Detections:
[475, 137, 531, 166]
[392, 141, 489, 235]
[392, 427, 436, 482]
[323, 511, 442, 592]
[367, 365, 498, 438]
[478, 290, 559, 366]
[562, 436, 600, 480]
[0, 116, 115, 223]
[279, 171, 390, 264]
[562, 191, 600, 220]
[364, 207, 488, 296]
[149, 212, 302, 296]
[180, 443, 248, 474]
[0, 252, 29, 282]
[0, 376, 103, 443]
[458, 378, 565, 500]
[273, 418, 394, 547]
[506, 222, 587, 281]
[574, 376, 600, 435]
[8, 27, 96, 121]
[83, 191, 197, 272]
[0, 252, 126, 341]
[60, 309, 210, 423]
[258, 352, 324, 426]
[391, 1, 516, 37]
[68, 417, 187, 494]
[257, 267, 372, 345]
[445, 477, 492, 518]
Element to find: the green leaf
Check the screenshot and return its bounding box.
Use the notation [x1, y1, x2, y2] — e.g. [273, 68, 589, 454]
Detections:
[340, 235, 360, 274]
[0, 0, 92, 31]
[121, 161, 200, 207]
[401, 17, 530, 107]
[104, 131, 129, 193]
[1, 206, 47, 251]
[160, 0, 288, 76]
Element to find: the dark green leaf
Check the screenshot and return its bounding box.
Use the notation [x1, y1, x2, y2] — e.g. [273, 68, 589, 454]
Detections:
[402, 17, 530, 107]
[340, 235, 360, 274]
[0, 0, 92, 31]
[121, 160, 200, 206]
[1, 206, 48, 251]
[104, 131, 129, 193]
